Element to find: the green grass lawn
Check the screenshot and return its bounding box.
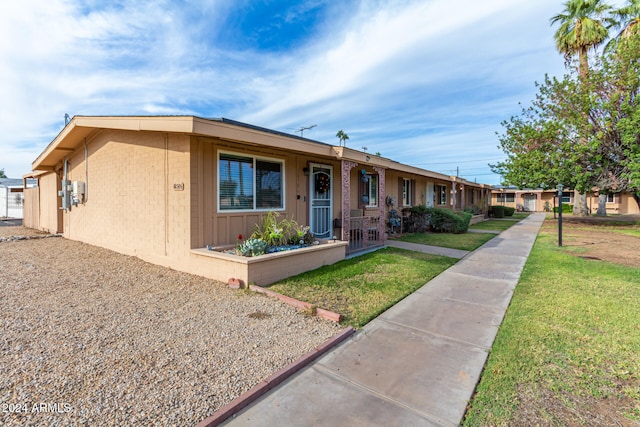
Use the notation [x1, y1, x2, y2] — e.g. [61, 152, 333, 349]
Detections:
[391, 231, 495, 251]
[267, 247, 457, 328]
[463, 228, 640, 425]
[469, 219, 519, 232]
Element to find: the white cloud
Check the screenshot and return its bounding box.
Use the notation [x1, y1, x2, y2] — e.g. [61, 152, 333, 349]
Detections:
[0, 0, 586, 184]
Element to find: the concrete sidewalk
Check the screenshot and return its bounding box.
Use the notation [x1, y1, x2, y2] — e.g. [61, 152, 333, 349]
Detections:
[218, 213, 546, 427]
[385, 239, 469, 259]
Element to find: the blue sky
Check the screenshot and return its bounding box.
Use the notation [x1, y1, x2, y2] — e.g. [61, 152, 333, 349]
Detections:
[0, 0, 615, 183]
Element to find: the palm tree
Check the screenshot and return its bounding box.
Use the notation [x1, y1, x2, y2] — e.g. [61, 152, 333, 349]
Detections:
[551, 0, 614, 77]
[608, 0, 640, 48]
[551, 0, 614, 215]
[336, 130, 349, 147]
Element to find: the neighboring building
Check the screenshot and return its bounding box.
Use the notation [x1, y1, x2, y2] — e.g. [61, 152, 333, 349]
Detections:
[491, 187, 640, 215]
[0, 177, 35, 219]
[23, 116, 493, 284]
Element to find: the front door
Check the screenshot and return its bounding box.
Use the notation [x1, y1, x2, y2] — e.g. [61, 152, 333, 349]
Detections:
[524, 194, 536, 212]
[310, 163, 332, 238]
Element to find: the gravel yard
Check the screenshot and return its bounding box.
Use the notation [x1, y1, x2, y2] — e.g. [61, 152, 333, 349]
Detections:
[0, 227, 342, 426]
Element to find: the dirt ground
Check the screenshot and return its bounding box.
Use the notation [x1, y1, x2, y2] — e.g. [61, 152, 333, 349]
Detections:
[541, 214, 640, 268]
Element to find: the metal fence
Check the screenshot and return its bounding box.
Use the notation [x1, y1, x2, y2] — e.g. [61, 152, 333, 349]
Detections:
[348, 215, 382, 254]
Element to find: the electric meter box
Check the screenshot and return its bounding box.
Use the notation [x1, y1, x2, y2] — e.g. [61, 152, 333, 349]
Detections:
[71, 181, 85, 203]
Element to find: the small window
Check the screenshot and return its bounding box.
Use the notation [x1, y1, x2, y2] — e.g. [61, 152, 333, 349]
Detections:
[402, 179, 411, 206]
[497, 193, 515, 203]
[561, 195, 571, 204]
[218, 152, 283, 211]
[436, 184, 447, 205]
[366, 174, 378, 207]
[606, 193, 615, 203]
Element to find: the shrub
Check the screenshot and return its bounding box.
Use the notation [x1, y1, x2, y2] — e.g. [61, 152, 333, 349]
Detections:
[491, 205, 506, 218]
[504, 206, 515, 216]
[405, 205, 431, 233]
[428, 208, 471, 234]
[553, 204, 573, 213]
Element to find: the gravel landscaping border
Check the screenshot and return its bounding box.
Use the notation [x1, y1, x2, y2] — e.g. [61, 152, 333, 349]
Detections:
[1, 227, 342, 426]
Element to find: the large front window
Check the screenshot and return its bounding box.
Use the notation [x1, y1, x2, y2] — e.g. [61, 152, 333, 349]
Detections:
[218, 152, 284, 211]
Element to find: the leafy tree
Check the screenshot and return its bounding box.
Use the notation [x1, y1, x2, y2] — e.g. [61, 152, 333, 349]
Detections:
[551, 0, 614, 215]
[0, 168, 6, 178]
[492, 31, 640, 213]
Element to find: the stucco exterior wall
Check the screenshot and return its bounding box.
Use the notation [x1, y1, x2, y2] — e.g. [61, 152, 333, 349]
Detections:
[492, 191, 639, 214]
[618, 194, 640, 214]
[39, 173, 62, 232]
[62, 130, 192, 265]
[22, 173, 62, 232]
[22, 187, 39, 228]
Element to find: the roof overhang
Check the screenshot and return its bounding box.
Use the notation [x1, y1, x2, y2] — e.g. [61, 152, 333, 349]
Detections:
[29, 115, 493, 189]
[331, 147, 492, 188]
[31, 116, 336, 171]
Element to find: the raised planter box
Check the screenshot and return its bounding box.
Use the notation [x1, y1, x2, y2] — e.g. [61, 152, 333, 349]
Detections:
[190, 240, 348, 286]
[469, 214, 486, 225]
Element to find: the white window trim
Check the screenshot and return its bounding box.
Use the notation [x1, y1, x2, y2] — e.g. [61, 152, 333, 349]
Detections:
[497, 193, 515, 203]
[402, 178, 411, 207]
[217, 150, 286, 213]
[366, 174, 378, 207]
[436, 184, 447, 206]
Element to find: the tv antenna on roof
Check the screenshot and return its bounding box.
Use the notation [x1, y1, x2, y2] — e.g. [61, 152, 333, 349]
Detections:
[295, 124, 316, 137]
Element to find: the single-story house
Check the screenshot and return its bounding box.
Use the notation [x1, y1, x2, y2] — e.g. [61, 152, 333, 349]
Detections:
[0, 177, 36, 219]
[23, 116, 493, 285]
[491, 187, 640, 215]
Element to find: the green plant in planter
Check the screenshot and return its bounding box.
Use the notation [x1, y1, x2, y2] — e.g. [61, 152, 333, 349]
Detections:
[238, 238, 268, 257]
[252, 211, 316, 247]
[293, 225, 316, 245]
